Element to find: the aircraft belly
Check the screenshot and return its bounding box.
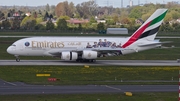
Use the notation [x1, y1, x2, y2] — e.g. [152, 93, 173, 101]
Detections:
[28, 50, 44, 56]
[22, 49, 45, 56]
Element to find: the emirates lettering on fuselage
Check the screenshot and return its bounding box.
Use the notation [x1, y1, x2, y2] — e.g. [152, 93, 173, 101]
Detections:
[32, 41, 64, 48]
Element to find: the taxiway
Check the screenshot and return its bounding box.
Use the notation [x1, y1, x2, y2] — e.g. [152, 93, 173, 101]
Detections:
[0, 79, 177, 95]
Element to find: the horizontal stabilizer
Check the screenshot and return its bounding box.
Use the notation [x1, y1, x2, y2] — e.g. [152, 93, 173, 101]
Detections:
[138, 41, 171, 47]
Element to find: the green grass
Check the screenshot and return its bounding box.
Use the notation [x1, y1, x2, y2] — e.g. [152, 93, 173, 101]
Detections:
[0, 92, 177, 101]
[0, 66, 178, 85]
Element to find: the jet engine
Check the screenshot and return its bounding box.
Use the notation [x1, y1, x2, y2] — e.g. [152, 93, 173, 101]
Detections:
[61, 52, 78, 60]
[82, 50, 97, 59]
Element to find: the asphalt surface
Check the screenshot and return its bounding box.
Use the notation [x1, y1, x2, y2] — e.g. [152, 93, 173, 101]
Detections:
[0, 60, 180, 66]
[0, 79, 177, 95]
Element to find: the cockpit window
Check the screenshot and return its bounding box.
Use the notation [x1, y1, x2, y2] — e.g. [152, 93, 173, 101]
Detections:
[11, 44, 16, 46]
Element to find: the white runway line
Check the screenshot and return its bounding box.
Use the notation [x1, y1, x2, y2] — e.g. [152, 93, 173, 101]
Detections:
[104, 85, 121, 91]
[0, 79, 17, 86]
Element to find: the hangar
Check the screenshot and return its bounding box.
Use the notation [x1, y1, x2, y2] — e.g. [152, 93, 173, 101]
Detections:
[106, 28, 128, 34]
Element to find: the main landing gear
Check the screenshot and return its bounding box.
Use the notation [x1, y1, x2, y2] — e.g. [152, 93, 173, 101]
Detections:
[15, 55, 20, 62]
[76, 59, 96, 62]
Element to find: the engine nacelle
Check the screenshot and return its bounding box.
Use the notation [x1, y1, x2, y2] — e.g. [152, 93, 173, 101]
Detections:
[82, 50, 97, 59]
[61, 52, 78, 60]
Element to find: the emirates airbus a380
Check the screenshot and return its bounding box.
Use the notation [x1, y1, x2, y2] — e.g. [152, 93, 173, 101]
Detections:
[7, 9, 168, 62]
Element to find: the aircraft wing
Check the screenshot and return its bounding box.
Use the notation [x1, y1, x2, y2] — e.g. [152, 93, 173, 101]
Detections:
[78, 47, 123, 51]
[77, 47, 125, 53]
[48, 47, 133, 56]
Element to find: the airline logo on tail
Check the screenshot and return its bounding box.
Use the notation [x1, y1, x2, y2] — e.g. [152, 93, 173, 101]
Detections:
[122, 9, 168, 48]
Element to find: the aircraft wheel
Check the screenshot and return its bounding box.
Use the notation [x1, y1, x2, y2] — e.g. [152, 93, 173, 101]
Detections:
[16, 58, 20, 62]
[92, 59, 96, 62]
[76, 59, 80, 62]
[83, 59, 88, 62]
[80, 59, 83, 62]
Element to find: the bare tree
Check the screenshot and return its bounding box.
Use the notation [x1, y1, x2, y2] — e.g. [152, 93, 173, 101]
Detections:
[76, 0, 98, 18]
[55, 1, 75, 17]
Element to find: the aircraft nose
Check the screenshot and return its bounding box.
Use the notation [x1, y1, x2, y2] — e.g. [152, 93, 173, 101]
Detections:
[7, 46, 13, 54]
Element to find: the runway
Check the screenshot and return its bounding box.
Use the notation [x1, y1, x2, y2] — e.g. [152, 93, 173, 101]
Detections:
[0, 60, 180, 66]
[0, 79, 177, 95]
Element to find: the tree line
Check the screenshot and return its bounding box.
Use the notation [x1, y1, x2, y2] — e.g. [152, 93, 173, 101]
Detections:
[0, 1, 180, 32]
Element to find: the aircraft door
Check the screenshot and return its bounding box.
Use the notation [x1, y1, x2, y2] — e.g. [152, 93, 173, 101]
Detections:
[19, 43, 24, 51]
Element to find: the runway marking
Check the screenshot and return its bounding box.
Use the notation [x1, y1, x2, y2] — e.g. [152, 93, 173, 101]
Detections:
[0, 79, 17, 86]
[104, 85, 121, 91]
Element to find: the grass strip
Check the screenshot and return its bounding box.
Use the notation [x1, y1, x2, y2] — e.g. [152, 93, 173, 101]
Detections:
[0, 66, 178, 85]
[0, 92, 177, 101]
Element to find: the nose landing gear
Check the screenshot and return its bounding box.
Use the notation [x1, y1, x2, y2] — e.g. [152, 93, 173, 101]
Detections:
[15, 55, 20, 62]
[16, 58, 20, 62]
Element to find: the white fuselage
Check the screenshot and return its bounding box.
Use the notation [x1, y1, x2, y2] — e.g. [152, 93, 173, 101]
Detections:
[7, 37, 159, 57]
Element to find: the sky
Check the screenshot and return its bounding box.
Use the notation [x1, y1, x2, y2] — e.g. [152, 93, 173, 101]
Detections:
[0, 0, 176, 7]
